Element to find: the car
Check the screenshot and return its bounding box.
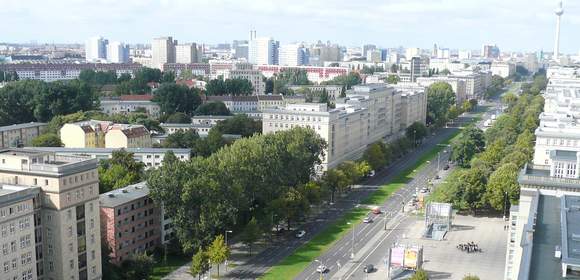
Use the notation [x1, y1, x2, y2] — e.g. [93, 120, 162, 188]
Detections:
[368, 170, 376, 177]
[443, 164, 450, 170]
[435, 175, 441, 180]
[372, 207, 381, 214]
[295, 230, 306, 238]
[421, 187, 429, 193]
[316, 265, 328, 273]
[363, 217, 372, 223]
[363, 264, 374, 273]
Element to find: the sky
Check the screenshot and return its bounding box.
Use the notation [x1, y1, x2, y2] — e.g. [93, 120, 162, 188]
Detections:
[2, 0, 580, 53]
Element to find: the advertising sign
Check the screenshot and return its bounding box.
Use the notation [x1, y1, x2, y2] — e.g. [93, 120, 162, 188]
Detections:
[403, 248, 418, 269]
[390, 247, 405, 267]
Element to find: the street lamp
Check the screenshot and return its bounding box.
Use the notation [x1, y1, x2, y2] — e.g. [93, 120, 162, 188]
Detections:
[347, 222, 355, 258]
[225, 230, 233, 271]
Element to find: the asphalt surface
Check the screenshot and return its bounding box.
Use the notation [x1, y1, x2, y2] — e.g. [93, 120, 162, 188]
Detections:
[227, 101, 497, 280]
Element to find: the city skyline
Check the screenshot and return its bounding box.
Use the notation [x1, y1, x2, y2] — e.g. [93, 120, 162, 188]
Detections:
[3, 0, 580, 53]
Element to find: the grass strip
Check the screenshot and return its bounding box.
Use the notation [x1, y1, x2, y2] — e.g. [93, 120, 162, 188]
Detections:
[260, 113, 484, 280]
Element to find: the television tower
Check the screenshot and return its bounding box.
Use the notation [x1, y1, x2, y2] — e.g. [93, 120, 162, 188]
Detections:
[554, 1, 564, 60]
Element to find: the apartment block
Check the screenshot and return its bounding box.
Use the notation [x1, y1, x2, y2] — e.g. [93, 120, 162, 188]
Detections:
[100, 182, 170, 265]
[60, 121, 151, 149]
[0, 185, 39, 280]
[255, 65, 348, 84]
[26, 147, 190, 170]
[0, 149, 102, 280]
[399, 90, 428, 131]
[99, 95, 161, 119]
[105, 125, 151, 149]
[0, 63, 141, 83]
[205, 95, 284, 113]
[490, 62, 516, 78]
[0, 123, 47, 149]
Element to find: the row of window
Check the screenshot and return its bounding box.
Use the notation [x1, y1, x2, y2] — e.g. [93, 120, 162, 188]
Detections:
[543, 137, 580, 147]
[0, 202, 32, 218]
[1, 217, 31, 237]
[268, 122, 322, 130]
[269, 114, 323, 122]
[1, 235, 32, 255]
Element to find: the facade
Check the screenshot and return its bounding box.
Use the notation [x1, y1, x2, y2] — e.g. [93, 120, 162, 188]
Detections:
[175, 43, 198, 64]
[0, 63, 142, 82]
[279, 44, 308, 66]
[0, 123, 47, 148]
[60, 121, 151, 149]
[99, 95, 160, 119]
[263, 103, 369, 170]
[205, 95, 284, 113]
[106, 42, 129, 63]
[491, 62, 516, 78]
[160, 123, 212, 137]
[162, 63, 210, 78]
[287, 85, 343, 102]
[399, 90, 428, 131]
[27, 147, 190, 170]
[221, 63, 265, 95]
[248, 32, 278, 65]
[256, 65, 348, 84]
[481, 44, 500, 59]
[151, 37, 177, 70]
[0, 149, 102, 280]
[85, 36, 107, 62]
[0, 185, 39, 280]
[100, 182, 168, 265]
[416, 76, 467, 105]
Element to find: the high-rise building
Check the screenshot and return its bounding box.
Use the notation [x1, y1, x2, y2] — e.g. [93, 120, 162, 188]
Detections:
[0, 149, 103, 280]
[481, 44, 500, 59]
[151, 37, 177, 70]
[85, 36, 108, 62]
[366, 50, 382, 63]
[554, 1, 564, 61]
[405, 48, 421, 59]
[175, 43, 198, 64]
[248, 32, 278, 65]
[308, 42, 342, 66]
[232, 40, 249, 60]
[362, 44, 376, 57]
[107, 41, 129, 63]
[279, 44, 308, 66]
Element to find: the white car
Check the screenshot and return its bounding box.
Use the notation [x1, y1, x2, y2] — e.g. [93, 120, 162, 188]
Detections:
[295, 230, 306, 238]
[363, 217, 372, 223]
[316, 265, 328, 273]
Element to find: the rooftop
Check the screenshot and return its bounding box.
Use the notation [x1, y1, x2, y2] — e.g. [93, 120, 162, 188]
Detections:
[25, 147, 191, 154]
[0, 148, 97, 175]
[0, 184, 40, 207]
[100, 181, 150, 208]
[0, 122, 47, 132]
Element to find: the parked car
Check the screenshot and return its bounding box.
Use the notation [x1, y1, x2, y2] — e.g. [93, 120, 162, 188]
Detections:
[364, 264, 375, 273]
[443, 164, 450, 170]
[368, 170, 376, 177]
[421, 187, 429, 193]
[363, 217, 372, 223]
[295, 230, 306, 238]
[316, 265, 328, 273]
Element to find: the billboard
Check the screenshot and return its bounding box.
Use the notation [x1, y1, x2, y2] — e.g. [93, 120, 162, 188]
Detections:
[390, 247, 405, 267]
[403, 248, 419, 269]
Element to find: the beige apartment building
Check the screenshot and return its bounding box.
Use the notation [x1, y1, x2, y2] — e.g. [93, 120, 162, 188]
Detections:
[0, 149, 102, 280]
[0, 185, 39, 280]
[399, 90, 428, 131]
[60, 121, 151, 149]
[0, 123, 47, 148]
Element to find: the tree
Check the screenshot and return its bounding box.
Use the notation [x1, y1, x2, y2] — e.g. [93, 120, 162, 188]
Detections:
[102, 244, 121, 280]
[363, 142, 387, 171]
[457, 168, 487, 214]
[439, 69, 451, 75]
[320, 88, 329, 104]
[461, 100, 472, 112]
[213, 114, 261, 137]
[320, 72, 362, 89]
[191, 249, 210, 280]
[486, 163, 520, 211]
[390, 64, 398, 73]
[426, 82, 456, 126]
[411, 269, 429, 280]
[451, 136, 477, 168]
[240, 217, 261, 255]
[462, 126, 486, 152]
[121, 253, 154, 280]
[98, 150, 145, 193]
[208, 234, 230, 278]
[162, 130, 201, 149]
[205, 78, 254, 96]
[195, 101, 231, 116]
[165, 112, 191, 123]
[322, 169, 349, 203]
[447, 106, 460, 120]
[31, 133, 63, 147]
[161, 71, 176, 83]
[462, 275, 480, 280]
[387, 74, 400, 84]
[179, 69, 195, 80]
[153, 83, 202, 115]
[406, 122, 428, 146]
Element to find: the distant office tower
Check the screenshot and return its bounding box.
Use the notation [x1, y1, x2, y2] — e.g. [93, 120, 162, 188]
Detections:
[481, 44, 500, 59]
[279, 44, 308, 66]
[308, 42, 342, 66]
[362, 44, 376, 57]
[175, 43, 198, 63]
[248, 31, 278, 65]
[151, 37, 177, 70]
[85, 36, 108, 62]
[405, 48, 421, 59]
[410, 56, 422, 82]
[458, 50, 472, 60]
[107, 41, 129, 63]
[432, 43, 438, 58]
[366, 49, 382, 63]
[233, 40, 249, 59]
[380, 49, 389, 61]
[554, 1, 564, 60]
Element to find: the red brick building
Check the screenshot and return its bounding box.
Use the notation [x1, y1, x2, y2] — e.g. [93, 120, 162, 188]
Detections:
[99, 182, 161, 264]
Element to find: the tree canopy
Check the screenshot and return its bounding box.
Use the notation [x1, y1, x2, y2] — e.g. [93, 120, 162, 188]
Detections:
[426, 82, 456, 126]
[205, 78, 253, 96]
[194, 101, 231, 116]
[153, 83, 202, 115]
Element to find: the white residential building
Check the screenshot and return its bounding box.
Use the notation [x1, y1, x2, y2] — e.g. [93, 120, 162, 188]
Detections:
[100, 95, 161, 118]
[491, 62, 516, 78]
[151, 37, 177, 70]
[0, 122, 47, 148]
[255, 65, 348, 84]
[248, 35, 278, 65]
[279, 44, 308, 66]
[107, 41, 129, 63]
[175, 43, 198, 64]
[85, 36, 108, 62]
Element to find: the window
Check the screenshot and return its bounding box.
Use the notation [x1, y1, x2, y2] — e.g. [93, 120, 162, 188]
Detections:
[44, 179, 49, 186]
[2, 261, 7, 273]
[68, 226, 73, 237]
[70, 259, 74, 269]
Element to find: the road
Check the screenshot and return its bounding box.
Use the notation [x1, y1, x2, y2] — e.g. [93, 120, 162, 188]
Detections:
[297, 101, 502, 280]
[226, 110, 483, 279]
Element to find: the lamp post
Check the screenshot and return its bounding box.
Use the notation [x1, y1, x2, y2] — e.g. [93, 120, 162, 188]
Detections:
[347, 222, 355, 258]
[503, 191, 508, 221]
[225, 230, 233, 271]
